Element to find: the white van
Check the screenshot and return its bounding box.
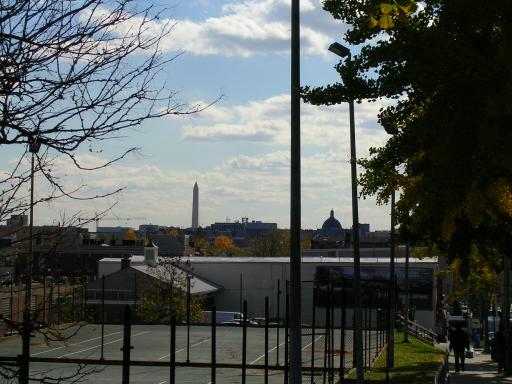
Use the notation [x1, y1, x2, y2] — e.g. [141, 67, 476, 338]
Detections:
[203, 311, 245, 324]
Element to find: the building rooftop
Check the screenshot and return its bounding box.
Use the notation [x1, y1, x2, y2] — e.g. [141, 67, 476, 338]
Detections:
[184, 256, 438, 264]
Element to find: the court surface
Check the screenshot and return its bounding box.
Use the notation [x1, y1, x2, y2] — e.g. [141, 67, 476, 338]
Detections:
[0, 324, 381, 383]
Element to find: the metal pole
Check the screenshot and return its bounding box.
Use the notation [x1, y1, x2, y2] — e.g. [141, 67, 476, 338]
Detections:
[265, 296, 269, 384]
[290, 0, 302, 382]
[170, 314, 176, 384]
[369, 293, 373, 363]
[20, 145, 37, 384]
[57, 276, 60, 324]
[341, 280, 346, 382]
[43, 275, 46, 324]
[101, 274, 105, 360]
[403, 244, 410, 343]
[239, 273, 243, 314]
[211, 305, 216, 384]
[311, 283, 316, 384]
[121, 305, 132, 384]
[284, 284, 290, 384]
[10, 277, 13, 327]
[49, 283, 53, 325]
[133, 272, 136, 322]
[72, 277, 75, 322]
[186, 275, 191, 363]
[348, 67, 364, 384]
[277, 278, 281, 366]
[388, 190, 396, 368]
[242, 300, 247, 384]
[503, 255, 510, 371]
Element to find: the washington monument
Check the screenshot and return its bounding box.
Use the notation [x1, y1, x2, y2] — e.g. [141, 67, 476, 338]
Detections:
[192, 182, 199, 228]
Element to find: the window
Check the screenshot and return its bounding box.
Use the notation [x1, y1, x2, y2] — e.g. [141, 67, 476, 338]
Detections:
[31, 295, 37, 312]
[1, 297, 11, 317]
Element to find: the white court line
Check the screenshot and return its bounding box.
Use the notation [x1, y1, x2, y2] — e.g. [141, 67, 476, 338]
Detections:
[157, 381, 167, 384]
[58, 331, 149, 358]
[158, 337, 210, 360]
[31, 331, 122, 356]
[249, 335, 324, 365]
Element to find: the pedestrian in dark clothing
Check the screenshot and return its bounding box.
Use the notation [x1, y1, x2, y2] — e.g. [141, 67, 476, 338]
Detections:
[494, 324, 506, 373]
[449, 323, 470, 372]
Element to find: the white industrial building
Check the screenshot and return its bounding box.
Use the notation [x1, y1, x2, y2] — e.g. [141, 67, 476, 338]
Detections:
[182, 256, 439, 329]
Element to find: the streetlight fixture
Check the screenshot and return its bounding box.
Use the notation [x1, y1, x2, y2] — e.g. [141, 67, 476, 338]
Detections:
[328, 41, 364, 384]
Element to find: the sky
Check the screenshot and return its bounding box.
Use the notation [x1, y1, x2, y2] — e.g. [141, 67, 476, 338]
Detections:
[2, 0, 394, 231]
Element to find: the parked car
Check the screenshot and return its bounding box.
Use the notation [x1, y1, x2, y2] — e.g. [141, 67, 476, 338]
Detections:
[203, 311, 245, 324]
[248, 317, 283, 326]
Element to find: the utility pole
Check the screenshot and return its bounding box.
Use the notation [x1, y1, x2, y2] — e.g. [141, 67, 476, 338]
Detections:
[388, 191, 396, 368]
[290, 0, 302, 382]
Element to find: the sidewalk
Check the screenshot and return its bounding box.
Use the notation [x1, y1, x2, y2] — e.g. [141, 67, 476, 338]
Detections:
[448, 348, 512, 383]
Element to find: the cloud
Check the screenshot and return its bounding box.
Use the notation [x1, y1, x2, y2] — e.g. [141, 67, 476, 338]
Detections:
[181, 94, 389, 155]
[109, 0, 343, 57]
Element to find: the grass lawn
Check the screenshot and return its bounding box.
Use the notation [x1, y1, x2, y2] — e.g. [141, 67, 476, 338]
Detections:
[348, 332, 446, 383]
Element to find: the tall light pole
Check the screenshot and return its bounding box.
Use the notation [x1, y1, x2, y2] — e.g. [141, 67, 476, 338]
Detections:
[328, 41, 364, 384]
[20, 135, 41, 384]
[290, 0, 302, 382]
[403, 244, 410, 343]
[389, 190, 396, 367]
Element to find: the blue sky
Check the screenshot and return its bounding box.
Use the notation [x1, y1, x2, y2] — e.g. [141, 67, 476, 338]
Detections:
[2, 0, 393, 231]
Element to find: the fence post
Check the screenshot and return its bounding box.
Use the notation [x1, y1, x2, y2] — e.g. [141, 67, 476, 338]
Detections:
[186, 275, 191, 364]
[276, 278, 281, 366]
[364, 297, 368, 369]
[340, 279, 346, 383]
[386, 281, 391, 382]
[72, 277, 75, 322]
[211, 305, 216, 384]
[84, 277, 88, 320]
[170, 313, 176, 384]
[121, 305, 133, 384]
[323, 289, 329, 384]
[242, 300, 247, 384]
[57, 279, 60, 324]
[284, 283, 289, 384]
[101, 275, 105, 360]
[330, 281, 335, 384]
[265, 296, 269, 384]
[311, 283, 317, 384]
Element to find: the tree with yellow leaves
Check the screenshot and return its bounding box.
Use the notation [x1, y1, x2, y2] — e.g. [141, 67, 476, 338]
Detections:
[213, 234, 235, 256]
[368, 0, 418, 30]
[124, 228, 138, 241]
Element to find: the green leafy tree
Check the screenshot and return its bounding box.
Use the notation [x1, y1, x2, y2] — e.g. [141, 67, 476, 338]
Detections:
[193, 227, 211, 255]
[303, 0, 512, 269]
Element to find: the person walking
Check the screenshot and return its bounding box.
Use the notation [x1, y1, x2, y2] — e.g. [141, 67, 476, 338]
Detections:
[449, 323, 470, 372]
[494, 324, 506, 373]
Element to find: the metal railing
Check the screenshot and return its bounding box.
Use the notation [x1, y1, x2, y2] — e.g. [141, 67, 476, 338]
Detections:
[398, 315, 436, 345]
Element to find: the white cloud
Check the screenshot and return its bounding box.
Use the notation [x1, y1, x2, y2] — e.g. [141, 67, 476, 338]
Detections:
[106, 0, 343, 57]
[181, 94, 389, 156]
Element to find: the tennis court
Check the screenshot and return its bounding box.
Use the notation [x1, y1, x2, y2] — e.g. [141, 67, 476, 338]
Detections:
[0, 323, 381, 383]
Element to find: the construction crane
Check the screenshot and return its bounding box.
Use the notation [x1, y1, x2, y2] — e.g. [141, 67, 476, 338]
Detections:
[78, 214, 146, 233]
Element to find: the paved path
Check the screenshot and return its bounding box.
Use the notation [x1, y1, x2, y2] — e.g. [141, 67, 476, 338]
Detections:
[448, 348, 512, 383]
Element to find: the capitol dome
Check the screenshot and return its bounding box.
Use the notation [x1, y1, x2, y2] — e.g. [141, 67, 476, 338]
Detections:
[322, 209, 342, 231]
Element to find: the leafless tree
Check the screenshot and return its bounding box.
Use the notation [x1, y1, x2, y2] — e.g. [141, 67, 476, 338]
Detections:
[0, 0, 210, 223]
[0, 0, 213, 381]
